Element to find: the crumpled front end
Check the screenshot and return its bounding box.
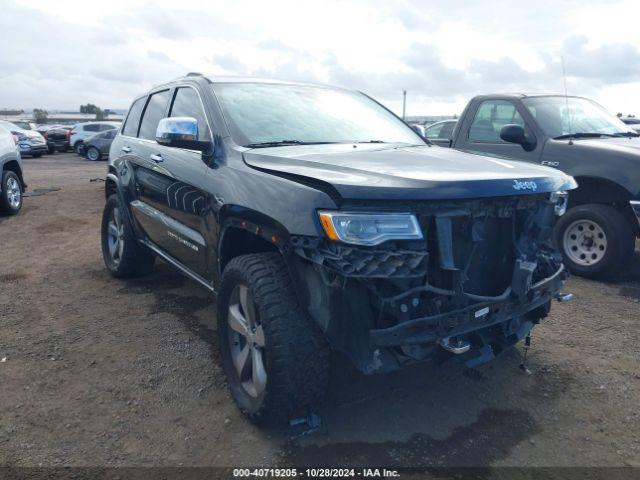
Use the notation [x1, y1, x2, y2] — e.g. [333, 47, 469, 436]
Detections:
[290, 193, 569, 374]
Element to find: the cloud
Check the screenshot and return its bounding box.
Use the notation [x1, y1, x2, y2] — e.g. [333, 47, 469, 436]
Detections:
[1, 0, 640, 117]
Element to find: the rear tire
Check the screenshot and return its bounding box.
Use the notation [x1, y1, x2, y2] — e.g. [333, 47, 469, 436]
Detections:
[217, 253, 330, 424]
[101, 194, 155, 278]
[0, 171, 23, 215]
[74, 142, 84, 155]
[555, 204, 634, 279]
[57, 145, 69, 153]
[48, 145, 55, 154]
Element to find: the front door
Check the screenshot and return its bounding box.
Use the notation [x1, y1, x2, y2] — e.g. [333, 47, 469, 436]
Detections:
[458, 99, 542, 163]
[129, 86, 213, 278]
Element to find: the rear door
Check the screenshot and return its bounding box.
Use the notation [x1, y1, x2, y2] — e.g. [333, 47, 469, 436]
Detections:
[455, 99, 542, 163]
[129, 86, 212, 277]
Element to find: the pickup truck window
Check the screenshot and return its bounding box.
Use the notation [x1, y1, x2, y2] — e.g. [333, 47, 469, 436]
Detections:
[522, 96, 635, 138]
[212, 83, 424, 147]
[468, 100, 524, 143]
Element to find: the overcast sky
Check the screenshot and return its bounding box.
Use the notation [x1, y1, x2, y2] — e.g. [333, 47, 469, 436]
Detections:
[1, 0, 639, 116]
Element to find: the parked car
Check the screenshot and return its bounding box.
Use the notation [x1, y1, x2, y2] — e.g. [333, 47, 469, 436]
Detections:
[0, 123, 26, 215]
[84, 129, 116, 161]
[424, 119, 458, 147]
[12, 121, 36, 130]
[70, 121, 119, 154]
[0, 120, 47, 158]
[102, 75, 575, 424]
[40, 125, 71, 153]
[441, 94, 640, 279]
[621, 117, 640, 133]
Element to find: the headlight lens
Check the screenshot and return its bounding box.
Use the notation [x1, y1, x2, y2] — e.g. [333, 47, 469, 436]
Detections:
[550, 191, 568, 216]
[318, 211, 423, 246]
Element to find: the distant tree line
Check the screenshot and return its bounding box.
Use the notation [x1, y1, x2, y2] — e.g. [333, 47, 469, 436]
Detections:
[80, 104, 113, 120]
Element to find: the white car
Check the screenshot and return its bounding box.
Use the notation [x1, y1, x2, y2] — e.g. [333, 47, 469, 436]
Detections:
[70, 121, 120, 154]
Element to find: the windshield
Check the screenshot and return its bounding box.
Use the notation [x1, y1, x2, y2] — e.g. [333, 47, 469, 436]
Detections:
[211, 83, 424, 147]
[522, 96, 636, 138]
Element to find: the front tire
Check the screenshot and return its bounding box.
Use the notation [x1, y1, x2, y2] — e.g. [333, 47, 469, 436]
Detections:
[218, 253, 330, 424]
[86, 146, 101, 161]
[101, 194, 155, 278]
[555, 204, 634, 279]
[0, 171, 23, 215]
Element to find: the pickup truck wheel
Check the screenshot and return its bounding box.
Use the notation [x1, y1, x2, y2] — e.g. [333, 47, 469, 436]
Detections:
[0, 171, 23, 215]
[57, 145, 69, 153]
[101, 194, 155, 278]
[86, 147, 101, 161]
[218, 253, 329, 424]
[556, 204, 634, 279]
[48, 145, 55, 154]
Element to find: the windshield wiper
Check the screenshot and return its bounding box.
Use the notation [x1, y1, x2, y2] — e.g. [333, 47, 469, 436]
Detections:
[244, 140, 338, 148]
[554, 132, 618, 140]
[612, 131, 640, 137]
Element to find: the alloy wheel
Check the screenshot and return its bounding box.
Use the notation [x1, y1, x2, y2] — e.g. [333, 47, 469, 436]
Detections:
[87, 148, 100, 161]
[6, 177, 21, 209]
[227, 284, 267, 398]
[107, 206, 125, 265]
[563, 219, 607, 266]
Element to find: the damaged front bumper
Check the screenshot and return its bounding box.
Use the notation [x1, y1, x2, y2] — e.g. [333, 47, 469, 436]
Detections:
[289, 194, 570, 374]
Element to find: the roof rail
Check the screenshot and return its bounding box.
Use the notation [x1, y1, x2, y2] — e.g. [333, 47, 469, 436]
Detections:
[186, 72, 203, 77]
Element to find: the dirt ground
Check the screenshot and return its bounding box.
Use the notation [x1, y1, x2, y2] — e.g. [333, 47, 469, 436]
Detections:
[1, 153, 639, 468]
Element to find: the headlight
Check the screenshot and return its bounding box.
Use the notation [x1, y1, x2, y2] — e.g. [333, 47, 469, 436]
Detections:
[549, 191, 568, 216]
[318, 211, 423, 246]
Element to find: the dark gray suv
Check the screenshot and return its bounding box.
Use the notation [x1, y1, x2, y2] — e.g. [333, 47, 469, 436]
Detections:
[103, 74, 575, 424]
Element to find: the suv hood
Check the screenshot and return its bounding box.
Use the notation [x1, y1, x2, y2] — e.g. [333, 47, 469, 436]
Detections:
[244, 144, 576, 200]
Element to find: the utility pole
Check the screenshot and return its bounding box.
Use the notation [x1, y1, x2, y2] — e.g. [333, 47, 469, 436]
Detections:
[402, 90, 407, 120]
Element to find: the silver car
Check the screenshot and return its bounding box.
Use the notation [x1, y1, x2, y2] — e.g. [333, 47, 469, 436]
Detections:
[0, 120, 47, 158]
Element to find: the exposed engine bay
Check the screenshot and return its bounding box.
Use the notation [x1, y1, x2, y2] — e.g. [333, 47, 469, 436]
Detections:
[289, 193, 569, 373]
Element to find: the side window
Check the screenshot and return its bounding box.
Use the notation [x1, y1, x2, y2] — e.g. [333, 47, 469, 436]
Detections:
[169, 87, 212, 141]
[138, 90, 171, 141]
[122, 97, 146, 137]
[425, 123, 444, 139]
[84, 124, 100, 132]
[440, 122, 456, 139]
[468, 100, 524, 142]
[99, 124, 114, 131]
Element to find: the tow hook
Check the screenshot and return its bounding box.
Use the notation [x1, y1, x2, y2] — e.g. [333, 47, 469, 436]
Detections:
[440, 337, 471, 354]
[555, 292, 574, 302]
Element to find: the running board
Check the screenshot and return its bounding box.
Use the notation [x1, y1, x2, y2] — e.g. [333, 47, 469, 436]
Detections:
[141, 239, 215, 293]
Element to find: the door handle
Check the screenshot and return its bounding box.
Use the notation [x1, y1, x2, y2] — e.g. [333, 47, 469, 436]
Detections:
[150, 153, 163, 163]
[121, 146, 131, 153]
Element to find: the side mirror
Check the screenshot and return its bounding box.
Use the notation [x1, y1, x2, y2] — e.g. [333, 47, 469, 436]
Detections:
[156, 117, 211, 152]
[500, 124, 536, 152]
[411, 124, 425, 137]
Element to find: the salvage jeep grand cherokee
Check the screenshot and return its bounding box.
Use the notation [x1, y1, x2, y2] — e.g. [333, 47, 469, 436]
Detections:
[102, 74, 577, 423]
